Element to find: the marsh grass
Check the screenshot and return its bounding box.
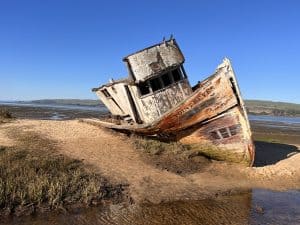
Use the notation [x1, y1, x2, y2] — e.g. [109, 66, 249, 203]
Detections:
[0, 146, 127, 215]
[133, 136, 210, 159]
[0, 129, 127, 215]
[132, 136, 211, 174]
[0, 146, 125, 214]
[133, 137, 188, 155]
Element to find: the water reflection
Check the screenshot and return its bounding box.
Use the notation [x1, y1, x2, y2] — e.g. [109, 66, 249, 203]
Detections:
[249, 115, 300, 125]
[2, 189, 300, 225]
[249, 189, 300, 225]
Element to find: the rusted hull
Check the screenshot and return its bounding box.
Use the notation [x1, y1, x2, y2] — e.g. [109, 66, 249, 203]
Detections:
[87, 60, 255, 166]
[177, 107, 255, 166]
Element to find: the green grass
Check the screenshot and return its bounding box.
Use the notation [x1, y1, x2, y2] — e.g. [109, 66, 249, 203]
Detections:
[0, 145, 126, 214]
[253, 132, 300, 145]
[245, 100, 300, 111]
[133, 137, 251, 165]
[245, 100, 300, 116]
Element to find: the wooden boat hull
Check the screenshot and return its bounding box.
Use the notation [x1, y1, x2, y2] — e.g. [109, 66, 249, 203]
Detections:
[86, 59, 255, 166]
[177, 107, 254, 166]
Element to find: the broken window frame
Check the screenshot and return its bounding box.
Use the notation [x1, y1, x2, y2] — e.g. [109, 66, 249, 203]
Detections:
[138, 81, 151, 95]
[210, 124, 240, 140]
[150, 76, 163, 92]
[137, 68, 186, 97]
[161, 72, 173, 87]
[172, 68, 183, 82]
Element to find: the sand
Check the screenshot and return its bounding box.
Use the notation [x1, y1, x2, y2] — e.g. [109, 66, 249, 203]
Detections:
[1, 119, 299, 204]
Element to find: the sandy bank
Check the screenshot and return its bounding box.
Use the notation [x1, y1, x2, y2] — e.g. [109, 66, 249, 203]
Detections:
[1, 119, 299, 204]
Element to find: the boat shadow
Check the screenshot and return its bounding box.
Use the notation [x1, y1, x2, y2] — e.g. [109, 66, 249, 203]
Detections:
[254, 141, 300, 167]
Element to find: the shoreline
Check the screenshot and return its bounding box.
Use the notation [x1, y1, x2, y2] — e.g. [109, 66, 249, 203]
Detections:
[1, 103, 300, 218]
[1, 118, 300, 218]
[2, 103, 300, 119]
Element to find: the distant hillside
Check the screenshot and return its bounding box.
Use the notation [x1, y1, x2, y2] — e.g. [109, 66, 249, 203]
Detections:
[14, 99, 300, 117]
[245, 100, 300, 117]
[19, 99, 103, 107]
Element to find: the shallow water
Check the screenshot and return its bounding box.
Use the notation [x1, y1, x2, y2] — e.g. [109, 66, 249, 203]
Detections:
[249, 115, 300, 133]
[0, 103, 108, 120]
[249, 115, 300, 125]
[2, 189, 300, 225]
[0, 102, 106, 112]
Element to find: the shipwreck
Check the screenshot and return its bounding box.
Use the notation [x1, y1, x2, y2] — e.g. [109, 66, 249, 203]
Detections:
[89, 38, 255, 166]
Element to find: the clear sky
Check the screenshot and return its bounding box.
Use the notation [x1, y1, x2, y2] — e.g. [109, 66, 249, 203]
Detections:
[0, 0, 299, 103]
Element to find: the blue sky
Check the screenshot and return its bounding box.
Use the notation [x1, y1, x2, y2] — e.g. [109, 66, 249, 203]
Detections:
[0, 0, 299, 103]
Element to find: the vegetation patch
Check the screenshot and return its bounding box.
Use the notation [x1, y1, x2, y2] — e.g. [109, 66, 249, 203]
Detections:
[0, 109, 13, 123]
[245, 100, 300, 117]
[133, 137, 187, 155]
[0, 128, 129, 217]
[0, 146, 128, 216]
[23, 99, 102, 107]
[133, 136, 211, 174]
[252, 132, 300, 145]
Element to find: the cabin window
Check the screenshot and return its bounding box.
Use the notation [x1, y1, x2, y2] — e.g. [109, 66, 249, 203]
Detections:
[101, 89, 111, 98]
[172, 69, 182, 82]
[229, 124, 239, 135]
[138, 68, 185, 97]
[210, 131, 221, 140]
[150, 77, 163, 92]
[161, 73, 172, 87]
[138, 82, 151, 95]
[210, 125, 240, 140]
[219, 128, 230, 138]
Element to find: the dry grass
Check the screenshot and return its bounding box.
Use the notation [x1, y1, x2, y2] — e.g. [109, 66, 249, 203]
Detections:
[0, 146, 126, 214]
[0, 109, 12, 119]
[0, 125, 128, 215]
[132, 136, 211, 174]
[133, 136, 188, 155]
[0, 109, 13, 124]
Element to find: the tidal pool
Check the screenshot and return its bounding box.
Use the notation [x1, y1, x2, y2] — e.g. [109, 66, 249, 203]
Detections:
[2, 189, 300, 225]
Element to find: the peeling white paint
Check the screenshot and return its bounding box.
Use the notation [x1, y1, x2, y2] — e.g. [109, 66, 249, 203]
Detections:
[124, 40, 184, 82]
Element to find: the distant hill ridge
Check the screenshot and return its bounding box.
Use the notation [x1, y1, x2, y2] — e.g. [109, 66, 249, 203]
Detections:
[15, 99, 300, 117]
[18, 99, 102, 107]
[245, 100, 300, 117]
